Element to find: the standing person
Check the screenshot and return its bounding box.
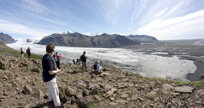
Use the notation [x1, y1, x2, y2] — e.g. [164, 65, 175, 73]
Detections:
[80, 51, 88, 72]
[53, 52, 62, 69]
[26, 47, 31, 59]
[20, 47, 24, 58]
[42, 43, 63, 108]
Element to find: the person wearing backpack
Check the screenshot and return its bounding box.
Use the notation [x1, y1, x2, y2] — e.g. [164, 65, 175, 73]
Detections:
[42, 43, 63, 108]
[80, 51, 88, 72]
[26, 47, 31, 59]
[93, 61, 102, 73]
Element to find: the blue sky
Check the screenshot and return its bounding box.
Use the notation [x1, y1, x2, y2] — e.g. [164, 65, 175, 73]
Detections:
[0, 0, 204, 40]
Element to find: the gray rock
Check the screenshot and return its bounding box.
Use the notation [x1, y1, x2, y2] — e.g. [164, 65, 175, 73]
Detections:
[94, 95, 102, 101]
[106, 88, 117, 96]
[147, 91, 157, 98]
[76, 79, 87, 87]
[77, 96, 94, 108]
[104, 84, 113, 90]
[174, 86, 194, 93]
[162, 83, 174, 90]
[22, 85, 33, 95]
[90, 89, 99, 95]
[121, 93, 129, 98]
[196, 89, 204, 97]
[66, 87, 77, 96]
[83, 89, 90, 96]
[115, 99, 127, 103]
[32, 90, 44, 99]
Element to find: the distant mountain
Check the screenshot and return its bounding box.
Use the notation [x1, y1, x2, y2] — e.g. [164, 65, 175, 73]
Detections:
[128, 35, 158, 43]
[0, 32, 16, 44]
[38, 32, 140, 48]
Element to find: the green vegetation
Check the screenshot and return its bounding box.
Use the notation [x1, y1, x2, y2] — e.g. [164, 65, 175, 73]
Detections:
[190, 81, 204, 86]
[30, 67, 40, 73]
[0, 65, 6, 70]
[0, 42, 42, 59]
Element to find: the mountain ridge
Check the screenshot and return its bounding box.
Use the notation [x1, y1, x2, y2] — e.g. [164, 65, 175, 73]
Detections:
[38, 32, 158, 48]
[0, 32, 16, 44]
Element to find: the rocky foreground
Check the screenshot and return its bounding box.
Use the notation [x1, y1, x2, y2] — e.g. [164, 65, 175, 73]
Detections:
[0, 55, 204, 108]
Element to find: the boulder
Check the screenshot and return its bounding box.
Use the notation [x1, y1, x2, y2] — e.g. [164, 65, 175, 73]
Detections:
[162, 83, 174, 90]
[22, 85, 33, 95]
[103, 84, 113, 90]
[196, 89, 204, 97]
[121, 93, 129, 98]
[77, 96, 94, 108]
[174, 86, 194, 93]
[76, 79, 87, 88]
[94, 95, 102, 101]
[147, 91, 157, 99]
[106, 88, 117, 96]
[66, 87, 77, 96]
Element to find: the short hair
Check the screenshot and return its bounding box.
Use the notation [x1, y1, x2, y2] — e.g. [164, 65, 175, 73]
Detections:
[46, 43, 55, 53]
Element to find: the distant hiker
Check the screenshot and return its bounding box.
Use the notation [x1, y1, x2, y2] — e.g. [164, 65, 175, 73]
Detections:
[76, 58, 80, 65]
[42, 43, 63, 108]
[20, 47, 24, 58]
[80, 51, 88, 72]
[26, 47, 31, 59]
[93, 60, 103, 73]
[53, 52, 62, 69]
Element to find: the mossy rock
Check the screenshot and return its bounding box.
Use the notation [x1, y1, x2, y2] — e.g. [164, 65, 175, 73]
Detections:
[0, 65, 6, 70]
[31, 67, 40, 73]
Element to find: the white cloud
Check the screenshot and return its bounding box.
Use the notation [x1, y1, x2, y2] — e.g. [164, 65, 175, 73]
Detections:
[136, 10, 204, 40]
[0, 19, 53, 39]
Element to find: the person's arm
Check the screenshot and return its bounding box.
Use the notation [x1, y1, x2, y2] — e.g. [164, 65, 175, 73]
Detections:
[49, 69, 60, 75]
[46, 57, 60, 75]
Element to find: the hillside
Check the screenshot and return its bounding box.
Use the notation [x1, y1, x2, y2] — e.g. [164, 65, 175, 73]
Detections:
[128, 35, 158, 43]
[0, 42, 204, 108]
[0, 42, 41, 59]
[37, 32, 158, 48]
[0, 32, 16, 44]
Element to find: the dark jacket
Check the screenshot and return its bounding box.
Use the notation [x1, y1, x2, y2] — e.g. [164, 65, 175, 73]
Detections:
[80, 54, 87, 62]
[42, 54, 56, 82]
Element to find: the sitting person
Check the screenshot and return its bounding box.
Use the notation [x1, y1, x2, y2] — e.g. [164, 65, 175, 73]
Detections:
[93, 61, 103, 73]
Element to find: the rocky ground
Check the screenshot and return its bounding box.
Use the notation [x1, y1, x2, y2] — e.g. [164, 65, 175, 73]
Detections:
[0, 55, 204, 108]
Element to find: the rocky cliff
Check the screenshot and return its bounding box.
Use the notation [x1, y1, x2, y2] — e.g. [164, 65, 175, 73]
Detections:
[37, 32, 159, 48]
[128, 35, 158, 43]
[0, 32, 16, 44]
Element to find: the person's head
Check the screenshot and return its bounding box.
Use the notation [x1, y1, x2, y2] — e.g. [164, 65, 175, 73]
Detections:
[83, 51, 86, 54]
[46, 43, 55, 54]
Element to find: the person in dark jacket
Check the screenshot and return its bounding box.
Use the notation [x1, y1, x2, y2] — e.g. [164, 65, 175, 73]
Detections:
[26, 47, 31, 59]
[42, 43, 63, 108]
[80, 51, 88, 72]
[20, 47, 24, 58]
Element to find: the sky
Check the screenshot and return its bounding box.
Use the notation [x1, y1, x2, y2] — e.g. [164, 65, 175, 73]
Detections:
[0, 0, 204, 40]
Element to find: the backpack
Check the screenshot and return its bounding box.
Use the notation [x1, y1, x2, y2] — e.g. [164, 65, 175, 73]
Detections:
[93, 64, 97, 70]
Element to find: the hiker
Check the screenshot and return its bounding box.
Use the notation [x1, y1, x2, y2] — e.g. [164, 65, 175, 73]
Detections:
[26, 47, 31, 59]
[93, 60, 103, 73]
[42, 43, 63, 108]
[80, 51, 88, 72]
[20, 47, 24, 58]
[76, 58, 80, 65]
[53, 52, 62, 69]
[73, 59, 76, 64]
